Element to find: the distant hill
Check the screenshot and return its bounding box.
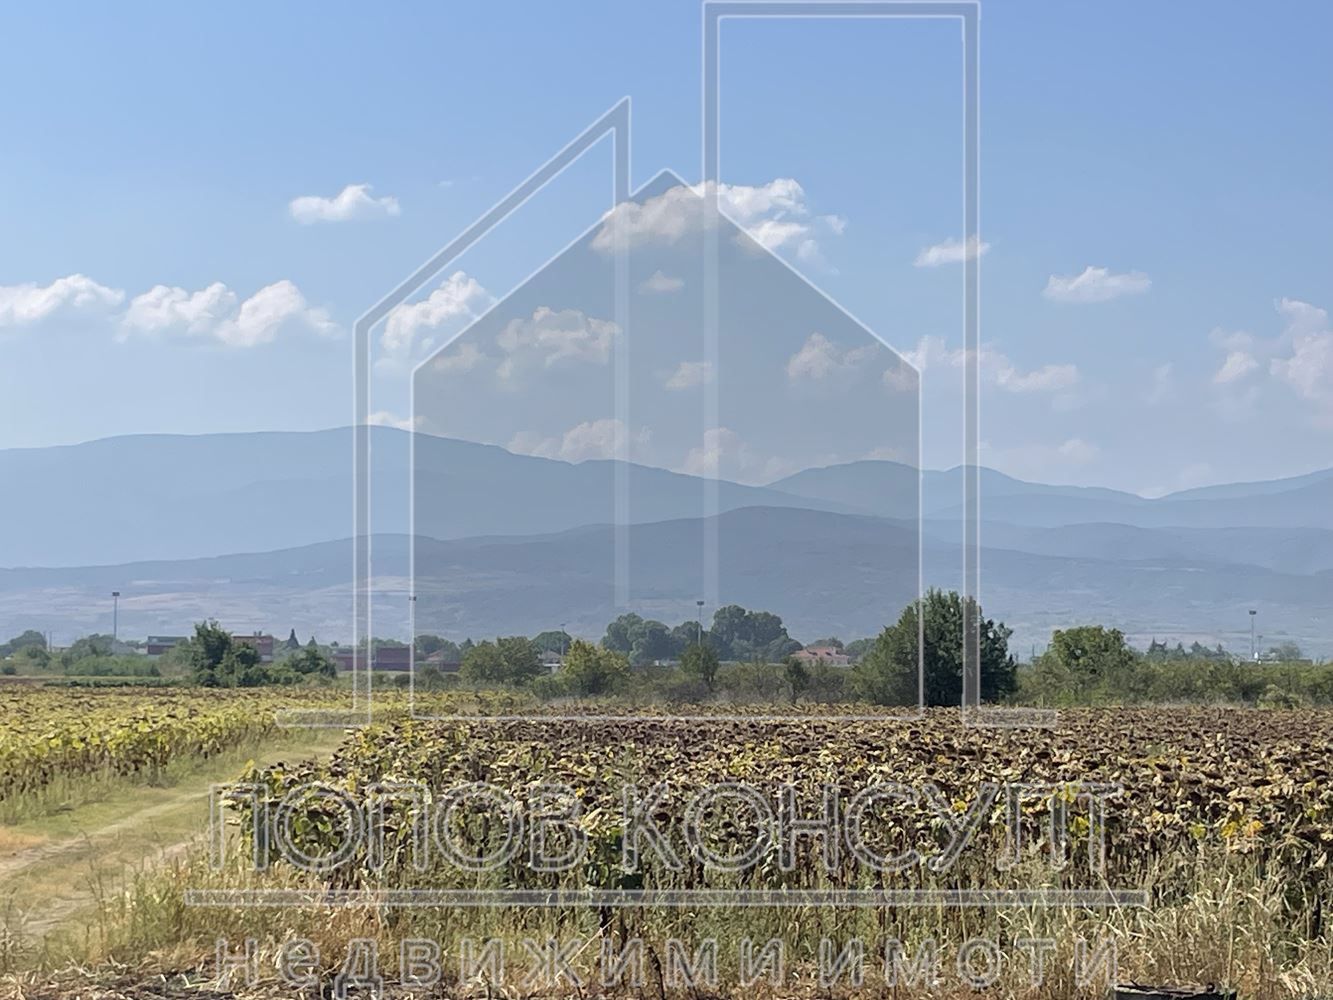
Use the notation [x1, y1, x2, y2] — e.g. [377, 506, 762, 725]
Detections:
[0, 427, 854, 567]
[2, 506, 1327, 657]
[5, 428, 1332, 568]
[770, 459, 1333, 530]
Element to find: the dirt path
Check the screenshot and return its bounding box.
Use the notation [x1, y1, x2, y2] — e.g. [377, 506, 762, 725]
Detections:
[0, 728, 345, 943]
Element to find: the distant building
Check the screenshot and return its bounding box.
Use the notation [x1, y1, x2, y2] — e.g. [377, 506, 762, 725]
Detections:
[145, 635, 188, 657]
[423, 650, 462, 673]
[333, 645, 413, 672]
[540, 649, 564, 673]
[791, 644, 851, 667]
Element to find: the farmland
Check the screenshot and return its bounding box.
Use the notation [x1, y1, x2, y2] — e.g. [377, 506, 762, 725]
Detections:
[5, 690, 1331, 998]
[0, 688, 309, 821]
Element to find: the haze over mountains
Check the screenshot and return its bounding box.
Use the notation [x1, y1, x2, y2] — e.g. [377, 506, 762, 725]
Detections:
[1, 427, 1328, 655]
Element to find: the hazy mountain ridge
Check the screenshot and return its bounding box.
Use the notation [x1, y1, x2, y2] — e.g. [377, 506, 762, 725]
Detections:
[4, 428, 1331, 568]
[2, 429, 1329, 655]
[1, 506, 1327, 657]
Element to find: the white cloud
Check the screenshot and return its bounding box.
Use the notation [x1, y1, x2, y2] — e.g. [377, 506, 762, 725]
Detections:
[119, 279, 335, 347]
[678, 427, 795, 484]
[495, 306, 619, 380]
[980, 436, 1101, 482]
[121, 282, 237, 336]
[288, 183, 401, 224]
[1206, 299, 1333, 425]
[639, 270, 684, 294]
[1214, 350, 1258, 384]
[889, 336, 1079, 394]
[681, 427, 744, 478]
[1043, 266, 1151, 303]
[1269, 298, 1332, 408]
[382, 271, 489, 361]
[664, 360, 713, 391]
[786, 332, 878, 382]
[367, 411, 423, 431]
[913, 236, 989, 268]
[430, 342, 485, 375]
[0, 274, 124, 328]
[592, 179, 843, 262]
[508, 418, 648, 464]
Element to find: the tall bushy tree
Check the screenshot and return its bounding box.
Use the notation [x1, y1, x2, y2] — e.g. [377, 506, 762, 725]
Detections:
[460, 636, 542, 687]
[852, 589, 1016, 706]
[681, 642, 721, 691]
[708, 605, 800, 662]
[562, 639, 629, 695]
[1027, 625, 1139, 702]
[187, 621, 264, 687]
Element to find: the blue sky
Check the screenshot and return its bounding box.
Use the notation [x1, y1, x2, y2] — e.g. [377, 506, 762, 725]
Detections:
[1, 1, 1330, 496]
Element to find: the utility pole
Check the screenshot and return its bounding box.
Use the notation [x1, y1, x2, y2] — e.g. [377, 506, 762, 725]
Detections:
[111, 591, 121, 643]
[696, 599, 705, 646]
[1249, 609, 1257, 661]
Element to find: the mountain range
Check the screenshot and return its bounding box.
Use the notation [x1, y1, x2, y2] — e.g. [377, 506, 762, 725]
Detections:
[0, 427, 1328, 655]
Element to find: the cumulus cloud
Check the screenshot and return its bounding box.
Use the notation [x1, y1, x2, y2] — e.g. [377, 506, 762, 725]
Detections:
[508, 418, 649, 464]
[786, 332, 878, 382]
[367, 411, 423, 431]
[120, 279, 335, 347]
[639, 270, 684, 294]
[913, 236, 990, 268]
[664, 360, 713, 391]
[430, 342, 485, 375]
[888, 336, 1079, 394]
[496, 306, 619, 380]
[1269, 298, 1332, 409]
[1207, 299, 1333, 424]
[121, 282, 237, 336]
[0, 274, 124, 328]
[679, 427, 795, 484]
[1214, 350, 1258, 384]
[288, 183, 401, 224]
[1043, 266, 1151, 303]
[382, 271, 489, 361]
[592, 179, 844, 262]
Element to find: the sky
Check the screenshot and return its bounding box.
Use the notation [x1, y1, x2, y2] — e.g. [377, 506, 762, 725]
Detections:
[1, 0, 1330, 497]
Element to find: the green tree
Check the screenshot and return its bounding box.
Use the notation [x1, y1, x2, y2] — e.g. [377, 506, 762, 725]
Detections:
[460, 642, 505, 686]
[416, 633, 462, 660]
[61, 633, 115, 667]
[533, 630, 572, 655]
[2, 629, 47, 657]
[1036, 625, 1139, 698]
[602, 613, 644, 655]
[460, 637, 542, 687]
[681, 642, 721, 691]
[852, 589, 1016, 707]
[708, 605, 799, 662]
[288, 645, 337, 679]
[843, 637, 875, 663]
[562, 639, 629, 696]
[783, 655, 811, 704]
[186, 621, 266, 687]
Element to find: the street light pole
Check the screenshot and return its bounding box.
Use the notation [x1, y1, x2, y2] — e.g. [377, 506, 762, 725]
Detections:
[111, 591, 120, 643]
[1249, 609, 1257, 661]
[696, 599, 704, 646]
